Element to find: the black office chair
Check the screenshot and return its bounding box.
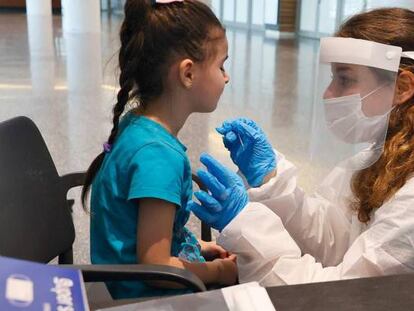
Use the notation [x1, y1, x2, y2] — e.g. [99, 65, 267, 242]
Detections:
[0, 116, 209, 304]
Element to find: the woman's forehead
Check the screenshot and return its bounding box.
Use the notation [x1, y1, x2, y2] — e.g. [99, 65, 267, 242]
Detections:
[331, 63, 374, 76]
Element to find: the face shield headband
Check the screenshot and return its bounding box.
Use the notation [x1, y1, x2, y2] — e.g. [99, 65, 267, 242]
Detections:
[320, 37, 414, 73]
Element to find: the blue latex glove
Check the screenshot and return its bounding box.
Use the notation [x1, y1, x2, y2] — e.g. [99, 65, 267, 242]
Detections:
[216, 118, 276, 187]
[187, 153, 249, 232]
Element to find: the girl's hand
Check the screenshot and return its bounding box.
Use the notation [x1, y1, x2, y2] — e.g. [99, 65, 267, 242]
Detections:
[200, 240, 229, 260]
[214, 254, 238, 285]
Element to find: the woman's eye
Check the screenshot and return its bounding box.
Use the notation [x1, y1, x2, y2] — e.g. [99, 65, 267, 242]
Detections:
[339, 77, 352, 87]
[334, 75, 355, 88]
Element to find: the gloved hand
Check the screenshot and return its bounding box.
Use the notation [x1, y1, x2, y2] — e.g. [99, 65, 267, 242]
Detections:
[187, 153, 249, 232]
[216, 118, 276, 187]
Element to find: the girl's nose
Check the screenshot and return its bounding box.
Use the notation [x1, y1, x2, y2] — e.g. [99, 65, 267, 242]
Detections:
[225, 73, 230, 84]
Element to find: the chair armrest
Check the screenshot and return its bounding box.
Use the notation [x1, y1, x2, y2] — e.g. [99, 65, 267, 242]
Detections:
[192, 173, 207, 191]
[192, 173, 212, 242]
[63, 264, 207, 293]
[60, 172, 86, 193]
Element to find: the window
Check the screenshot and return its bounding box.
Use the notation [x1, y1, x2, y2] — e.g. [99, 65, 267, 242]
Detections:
[215, 0, 279, 29]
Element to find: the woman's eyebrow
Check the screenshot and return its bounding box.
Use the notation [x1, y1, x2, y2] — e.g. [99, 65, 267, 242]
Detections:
[335, 66, 353, 74]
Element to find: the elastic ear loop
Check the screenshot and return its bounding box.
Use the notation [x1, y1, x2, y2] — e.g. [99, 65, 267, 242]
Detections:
[361, 83, 388, 101]
[402, 52, 414, 61]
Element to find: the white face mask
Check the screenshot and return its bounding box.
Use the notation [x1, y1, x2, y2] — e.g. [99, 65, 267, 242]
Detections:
[323, 85, 392, 144]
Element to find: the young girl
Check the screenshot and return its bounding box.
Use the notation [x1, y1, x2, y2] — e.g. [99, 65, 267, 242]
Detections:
[81, 0, 236, 299]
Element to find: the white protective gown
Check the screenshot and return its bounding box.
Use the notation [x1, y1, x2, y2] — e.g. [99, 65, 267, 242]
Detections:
[217, 153, 414, 286]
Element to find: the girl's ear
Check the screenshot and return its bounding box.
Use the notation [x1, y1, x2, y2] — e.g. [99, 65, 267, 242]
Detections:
[395, 70, 414, 105]
[179, 59, 194, 89]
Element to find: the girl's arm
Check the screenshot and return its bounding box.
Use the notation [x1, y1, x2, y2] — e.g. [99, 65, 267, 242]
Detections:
[137, 198, 237, 288]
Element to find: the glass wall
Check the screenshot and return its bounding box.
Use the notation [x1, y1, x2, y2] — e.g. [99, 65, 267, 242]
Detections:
[341, 0, 368, 20]
[101, 0, 124, 13]
[342, 0, 414, 21]
[102, 0, 280, 30]
[299, 0, 414, 38]
[317, 0, 338, 35]
[212, 0, 279, 30]
[299, 0, 318, 33]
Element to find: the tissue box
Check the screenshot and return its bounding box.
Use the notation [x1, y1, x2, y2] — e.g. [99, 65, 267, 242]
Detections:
[0, 256, 89, 311]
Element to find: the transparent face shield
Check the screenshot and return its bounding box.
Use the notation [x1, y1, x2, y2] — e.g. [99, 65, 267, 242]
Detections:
[308, 37, 402, 179]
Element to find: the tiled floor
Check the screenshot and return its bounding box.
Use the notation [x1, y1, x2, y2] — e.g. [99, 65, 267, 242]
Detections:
[0, 11, 320, 264]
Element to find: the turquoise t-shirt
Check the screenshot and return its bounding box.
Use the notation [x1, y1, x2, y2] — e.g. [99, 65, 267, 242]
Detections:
[90, 114, 205, 299]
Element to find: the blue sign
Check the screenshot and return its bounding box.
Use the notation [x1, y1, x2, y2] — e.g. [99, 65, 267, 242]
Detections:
[0, 256, 89, 310]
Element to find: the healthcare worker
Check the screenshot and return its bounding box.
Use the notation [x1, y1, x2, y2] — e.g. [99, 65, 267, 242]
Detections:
[188, 8, 414, 285]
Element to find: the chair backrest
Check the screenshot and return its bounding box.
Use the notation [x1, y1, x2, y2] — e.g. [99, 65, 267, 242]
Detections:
[0, 116, 75, 263]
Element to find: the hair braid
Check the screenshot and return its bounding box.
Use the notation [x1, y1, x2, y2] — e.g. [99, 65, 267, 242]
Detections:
[81, 13, 140, 208]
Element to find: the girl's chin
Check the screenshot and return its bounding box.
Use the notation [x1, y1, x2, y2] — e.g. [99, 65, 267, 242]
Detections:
[196, 104, 219, 113]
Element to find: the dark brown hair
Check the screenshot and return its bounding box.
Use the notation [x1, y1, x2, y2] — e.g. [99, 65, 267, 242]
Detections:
[336, 8, 414, 223]
[81, 0, 224, 207]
